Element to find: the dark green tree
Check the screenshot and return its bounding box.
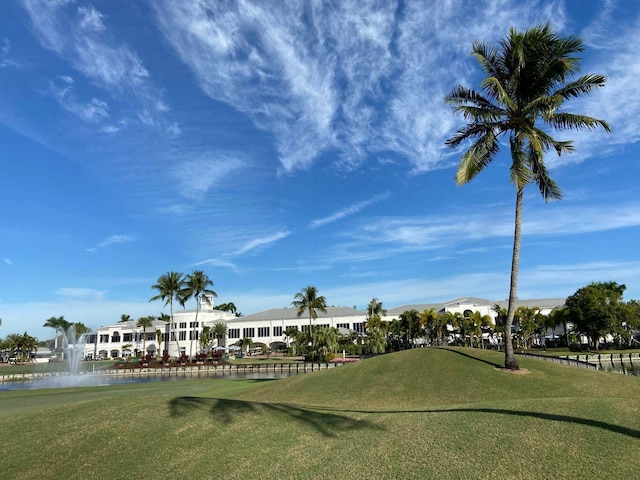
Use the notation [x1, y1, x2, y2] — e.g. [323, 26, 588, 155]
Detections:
[565, 281, 626, 350]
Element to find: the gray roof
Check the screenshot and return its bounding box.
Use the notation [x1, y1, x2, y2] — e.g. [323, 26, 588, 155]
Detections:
[226, 306, 366, 324]
[388, 296, 566, 315]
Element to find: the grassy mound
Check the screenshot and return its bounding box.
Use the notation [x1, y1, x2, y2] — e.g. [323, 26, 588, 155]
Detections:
[1, 348, 639, 479]
[237, 347, 640, 408]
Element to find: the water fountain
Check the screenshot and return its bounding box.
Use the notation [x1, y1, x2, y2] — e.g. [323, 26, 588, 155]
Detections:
[1, 326, 103, 390]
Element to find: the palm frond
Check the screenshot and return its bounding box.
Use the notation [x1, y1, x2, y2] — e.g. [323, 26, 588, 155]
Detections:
[445, 123, 497, 147]
[481, 77, 517, 110]
[549, 112, 611, 132]
[509, 136, 533, 189]
[444, 85, 496, 109]
[528, 145, 563, 201]
[554, 74, 608, 99]
[455, 131, 499, 185]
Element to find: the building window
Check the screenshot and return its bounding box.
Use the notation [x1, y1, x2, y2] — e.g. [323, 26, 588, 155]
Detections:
[123, 333, 132, 342]
[228, 328, 240, 339]
[179, 331, 187, 341]
[258, 327, 269, 337]
[285, 325, 299, 332]
[190, 322, 199, 328]
[243, 327, 255, 338]
[146, 333, 155, 341]
[99, 335, 109, 343]
[162, 333, 169, 342]
[318, 324, 330, 329]
[301, 325, 311, 333]
[111, 333, 121, 342]
[179, 322, 187, 329]
[170, 332, 176, 341]
[189, 331, 199, 340]
[273, 326, 283, 336]
[353, 323, 364, 333]
[337, 323, 349, 329]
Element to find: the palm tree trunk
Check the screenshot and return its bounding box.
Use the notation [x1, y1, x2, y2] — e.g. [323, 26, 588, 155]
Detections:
[171, 300, 180, 356]
[504, 187, 523, 370]
[190, 304, 200, 360]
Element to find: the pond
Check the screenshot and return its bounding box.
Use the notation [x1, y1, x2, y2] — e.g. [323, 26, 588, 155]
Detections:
[0, 370, 298, 391]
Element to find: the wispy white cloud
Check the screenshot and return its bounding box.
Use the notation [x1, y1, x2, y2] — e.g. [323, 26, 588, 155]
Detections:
[152, 0, 567, 173]
[0, 37, 20, 68]
[56, 287, 108, 300]
[49, 76, 110, 123]
[231, 230, 291, 256]
[87, 234, 135, 253]
[3, 258, 12, 265]
[322, 200, 640, 265]
[193, 258, 239, 274]
[310, 191, 391, 229]
[21, 0, 172, 133]
[171, 154, 246, 199]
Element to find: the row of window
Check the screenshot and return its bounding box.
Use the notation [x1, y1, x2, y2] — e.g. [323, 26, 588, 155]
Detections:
[90, 323, 363, 343]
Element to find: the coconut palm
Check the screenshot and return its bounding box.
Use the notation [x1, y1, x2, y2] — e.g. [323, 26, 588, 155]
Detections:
[468, 311, 493, 349]
[292, 286, 327, 345]
[283, 326, 301, 356]
[212, 321, 228, 349]
[155, 328, 164, 357]
[364, 327, 387, 355]
[445, 24, 610, 369]
[311, 326, 339, 361]
[43, 316, 72, 352]
[136, 316, 154, 357]
[119, 314, 131, 323]
[236, 337, 253, 355]
[180, 270, 217, 359]
[150, 271, 185, 355]
[217, 302, 237, 314]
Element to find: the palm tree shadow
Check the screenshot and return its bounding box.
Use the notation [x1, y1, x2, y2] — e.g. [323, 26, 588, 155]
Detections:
[304, 405, 640, 440]
[436, 347, 503, 368]
[168, 396, 383, 438]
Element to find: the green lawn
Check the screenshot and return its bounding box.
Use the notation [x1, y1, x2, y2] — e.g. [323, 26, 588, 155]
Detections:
[1, 347, 639, 479]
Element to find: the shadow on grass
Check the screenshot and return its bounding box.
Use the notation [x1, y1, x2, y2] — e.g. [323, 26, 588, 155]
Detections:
[304, 404, 640, 440]
[436, 347, 503, 368]
[168, 397, 383, 438]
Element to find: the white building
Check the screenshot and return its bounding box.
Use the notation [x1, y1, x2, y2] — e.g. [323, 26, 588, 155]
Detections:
[82, 296, 566, 359]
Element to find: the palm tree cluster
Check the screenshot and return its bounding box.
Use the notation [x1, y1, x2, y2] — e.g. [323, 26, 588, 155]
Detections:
[149, 270, 219, 359]
[445, 23, 610, 369]
[0, 332, 38, 361]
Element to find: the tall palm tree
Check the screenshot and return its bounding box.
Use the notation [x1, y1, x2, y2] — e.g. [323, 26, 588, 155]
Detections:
[180, 270, 217, 359]
[445, 24, 610, 369]
[468, 311, 492, 349]
[155, 328, 164, 358]
[150, 271, 185, 356]
[43, 316, 72, 352]
[217, 302, 237, 314]
[421, 308, 444, 346]
[292, 286, 327, 345]
[212, 322, 228, 349]
[119, 314, 131, 323]
[284, 326, 301, 356]
[136, 316, 155, 357]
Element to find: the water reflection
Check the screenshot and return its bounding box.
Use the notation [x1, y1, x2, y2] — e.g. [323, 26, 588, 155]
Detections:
[0, 371, 297, 391]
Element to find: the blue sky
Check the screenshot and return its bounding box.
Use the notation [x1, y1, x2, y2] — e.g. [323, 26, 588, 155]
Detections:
[1, 0, 639, 340]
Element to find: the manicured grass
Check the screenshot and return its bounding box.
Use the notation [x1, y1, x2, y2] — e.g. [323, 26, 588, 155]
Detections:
[1, 347, 639, 479]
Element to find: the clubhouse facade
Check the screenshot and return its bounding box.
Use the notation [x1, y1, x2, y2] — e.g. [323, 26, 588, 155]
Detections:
[82, 295, 566, 359]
